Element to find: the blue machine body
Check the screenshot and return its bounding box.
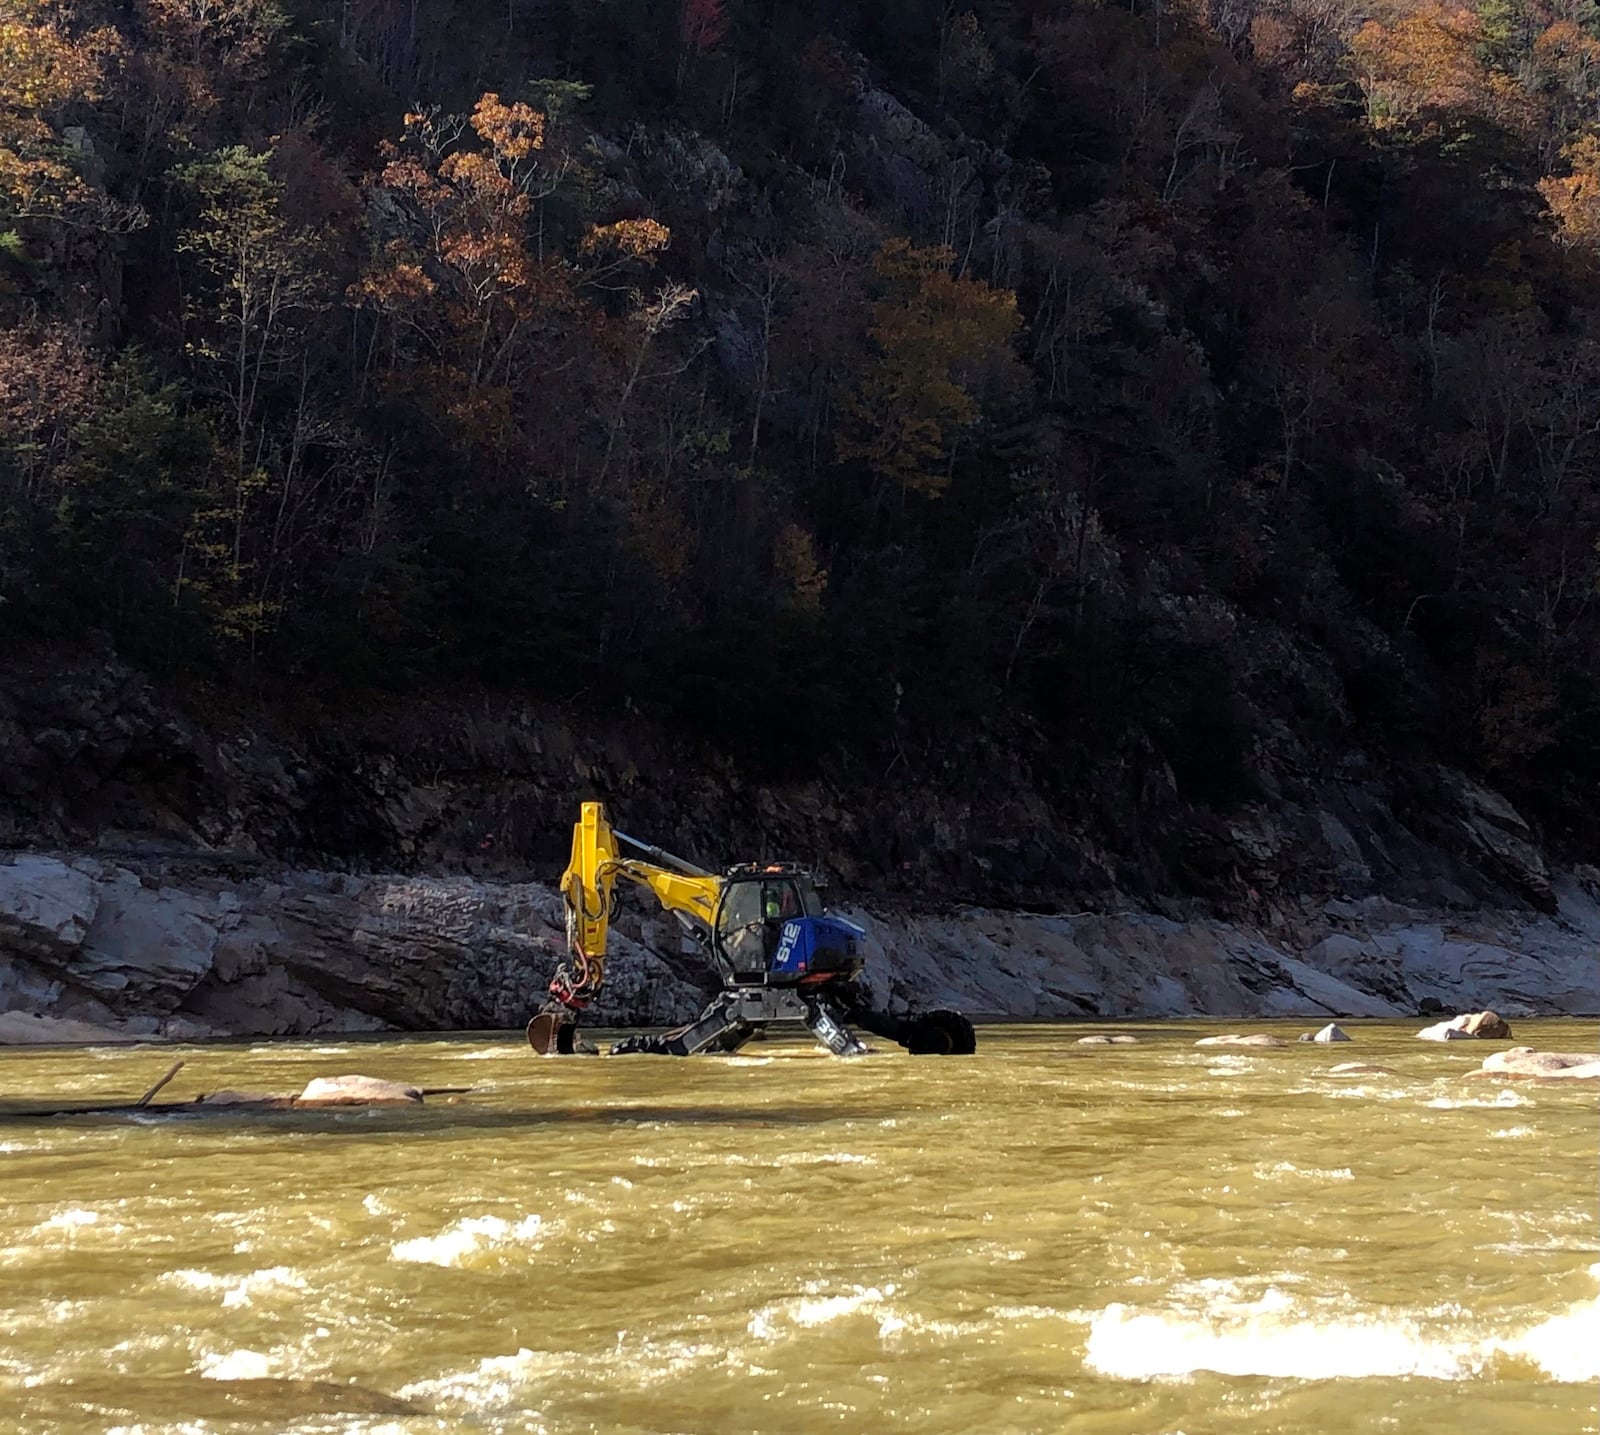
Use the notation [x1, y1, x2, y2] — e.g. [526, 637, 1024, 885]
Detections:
[767, 914, 867, 984]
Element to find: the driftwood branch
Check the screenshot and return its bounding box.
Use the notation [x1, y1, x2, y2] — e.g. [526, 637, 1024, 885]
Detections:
[136, 1060, 186, 1107]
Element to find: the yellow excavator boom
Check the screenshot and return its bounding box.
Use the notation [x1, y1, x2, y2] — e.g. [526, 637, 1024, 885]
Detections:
[554, 800, 722, 1005]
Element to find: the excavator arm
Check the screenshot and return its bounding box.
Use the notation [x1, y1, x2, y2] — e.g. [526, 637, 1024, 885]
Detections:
[530, 802, 722, 1053]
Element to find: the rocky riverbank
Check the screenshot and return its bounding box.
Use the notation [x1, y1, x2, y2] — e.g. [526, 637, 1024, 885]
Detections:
[4, 653, 1598, 1043]
[3, 851, 1597, 1043]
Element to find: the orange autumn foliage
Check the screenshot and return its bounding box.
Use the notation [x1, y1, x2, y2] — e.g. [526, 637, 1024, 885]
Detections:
[580, 217, 671, 261]
[1539, 133, 1600, 251]
[838, 239, 1020, 499]
[0, 0, 114, 216]
[1349, 4, 1532, 136]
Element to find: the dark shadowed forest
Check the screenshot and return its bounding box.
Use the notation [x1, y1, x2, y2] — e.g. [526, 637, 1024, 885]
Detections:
[3, 0, 1598, 878]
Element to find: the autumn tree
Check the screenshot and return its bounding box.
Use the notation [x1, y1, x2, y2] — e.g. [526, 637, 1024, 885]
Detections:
[1528, 21, 1600, 159]
[837, 238, 1019, 501]
[680, 0, 727, 54]
[352, 94, 559, 438]
[1540, 131, 1600, 251]
[0, 321, 99, 497]
[596, 280, 696, 486]
[676, 0, 727, 91]
[1348, 4, 1531, 136]
[0, 0, 116, 233]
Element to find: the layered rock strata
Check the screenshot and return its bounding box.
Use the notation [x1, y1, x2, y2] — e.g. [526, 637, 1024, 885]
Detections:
[3, 853, 1596, 1041]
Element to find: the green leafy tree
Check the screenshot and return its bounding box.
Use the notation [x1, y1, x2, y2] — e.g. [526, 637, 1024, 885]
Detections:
[175, 145, 329, 642]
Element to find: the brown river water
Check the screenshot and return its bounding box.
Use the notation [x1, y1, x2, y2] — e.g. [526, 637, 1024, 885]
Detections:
[1, 1020, 1596, 1435]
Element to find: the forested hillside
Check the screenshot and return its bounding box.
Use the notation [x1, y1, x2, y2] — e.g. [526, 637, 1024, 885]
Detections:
[2, 0, 1598, 883]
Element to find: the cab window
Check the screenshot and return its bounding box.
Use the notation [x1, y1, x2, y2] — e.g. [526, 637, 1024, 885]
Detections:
[717, 881, 766, 978]
[718, 881, 760, 935]
[759, 881, 803, 923]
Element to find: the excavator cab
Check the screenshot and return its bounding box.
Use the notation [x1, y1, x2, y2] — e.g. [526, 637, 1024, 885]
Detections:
[711, 866, 863, 986]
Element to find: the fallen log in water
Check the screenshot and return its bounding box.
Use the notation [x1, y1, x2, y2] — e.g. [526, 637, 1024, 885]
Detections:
[0, 1065, 475, 1120]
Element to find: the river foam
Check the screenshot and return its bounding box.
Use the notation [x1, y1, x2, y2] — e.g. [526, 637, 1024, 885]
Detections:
[164, 1265, 308, 1308]
[389, 1213, 543, 1266]
[1083, 1272, 1600, 1384]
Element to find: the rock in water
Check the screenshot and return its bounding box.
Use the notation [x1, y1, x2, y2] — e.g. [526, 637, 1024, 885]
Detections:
[1195, 1033, 1288, 1047]
[1417, 1021, 1476, 1040]
[1077, 1034, 1139, 1045]
[197, 1090, 296, 1108]
[295, 1075, 423, 1106]
[1417, 1011, 1511, 1041]
[1326, 1062, 1396, 1076]
[1477, 1047, 1600, 1080]
[1312, 1023, 1352, 1043]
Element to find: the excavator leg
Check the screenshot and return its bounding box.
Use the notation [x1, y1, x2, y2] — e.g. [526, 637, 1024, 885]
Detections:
[803, 997, 869, 1056]
[610, 991, 758, 1056]
[831, 983, 978, 1055]
[544, 984, 976, 1058]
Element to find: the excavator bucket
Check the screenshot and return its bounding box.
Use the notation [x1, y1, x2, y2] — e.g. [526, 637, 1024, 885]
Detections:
[527, 1011, 577, 1056]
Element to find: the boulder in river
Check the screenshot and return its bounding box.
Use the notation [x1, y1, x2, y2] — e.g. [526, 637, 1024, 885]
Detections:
[1417, 1011, 1511, 1041]
[1474, 1047, 1600, 1080]
[1311, 1023, 1352, 1043]
[1077, 1034, 1139, 1045]
[296, 1075, 423, 1106]
[1195, 1033, 1289, 1047]
[1326, 1062, 1396, 1076]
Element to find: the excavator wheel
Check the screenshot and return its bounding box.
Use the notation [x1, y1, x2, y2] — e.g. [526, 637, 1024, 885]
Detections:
[527, 1012, 577, 1056]
[902, 1008, 977, 1055]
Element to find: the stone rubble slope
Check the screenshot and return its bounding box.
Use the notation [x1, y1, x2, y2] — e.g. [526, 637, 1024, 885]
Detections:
[3, 853, 1597, 1040]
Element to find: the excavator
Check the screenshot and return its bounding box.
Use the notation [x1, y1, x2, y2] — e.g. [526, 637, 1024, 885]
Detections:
[527, 802, 977, 1057]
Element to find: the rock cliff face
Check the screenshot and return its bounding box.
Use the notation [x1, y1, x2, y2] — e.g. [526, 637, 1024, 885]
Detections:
[2, 651, 1596, 1039]
[2, 850, 1596, 1042]
[0, 650, 1571, 909]
[0, 853, 709, 1039]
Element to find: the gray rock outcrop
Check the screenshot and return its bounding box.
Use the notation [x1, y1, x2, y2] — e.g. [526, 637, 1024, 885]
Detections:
[3, 854, 1598, 1040]
[0, 854, 708, 1039]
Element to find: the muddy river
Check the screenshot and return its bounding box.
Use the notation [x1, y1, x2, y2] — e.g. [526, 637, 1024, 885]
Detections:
[1, 1020, 1595, 1433]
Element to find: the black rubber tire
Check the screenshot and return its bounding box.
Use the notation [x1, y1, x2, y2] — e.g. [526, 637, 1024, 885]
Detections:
[903, 1008, 977, 1055]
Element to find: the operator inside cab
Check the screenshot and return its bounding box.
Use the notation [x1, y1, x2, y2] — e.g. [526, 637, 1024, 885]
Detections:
[761, 883, 803, 960]
[718, 875, 812, 980]
[765, 884, 800, 923]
